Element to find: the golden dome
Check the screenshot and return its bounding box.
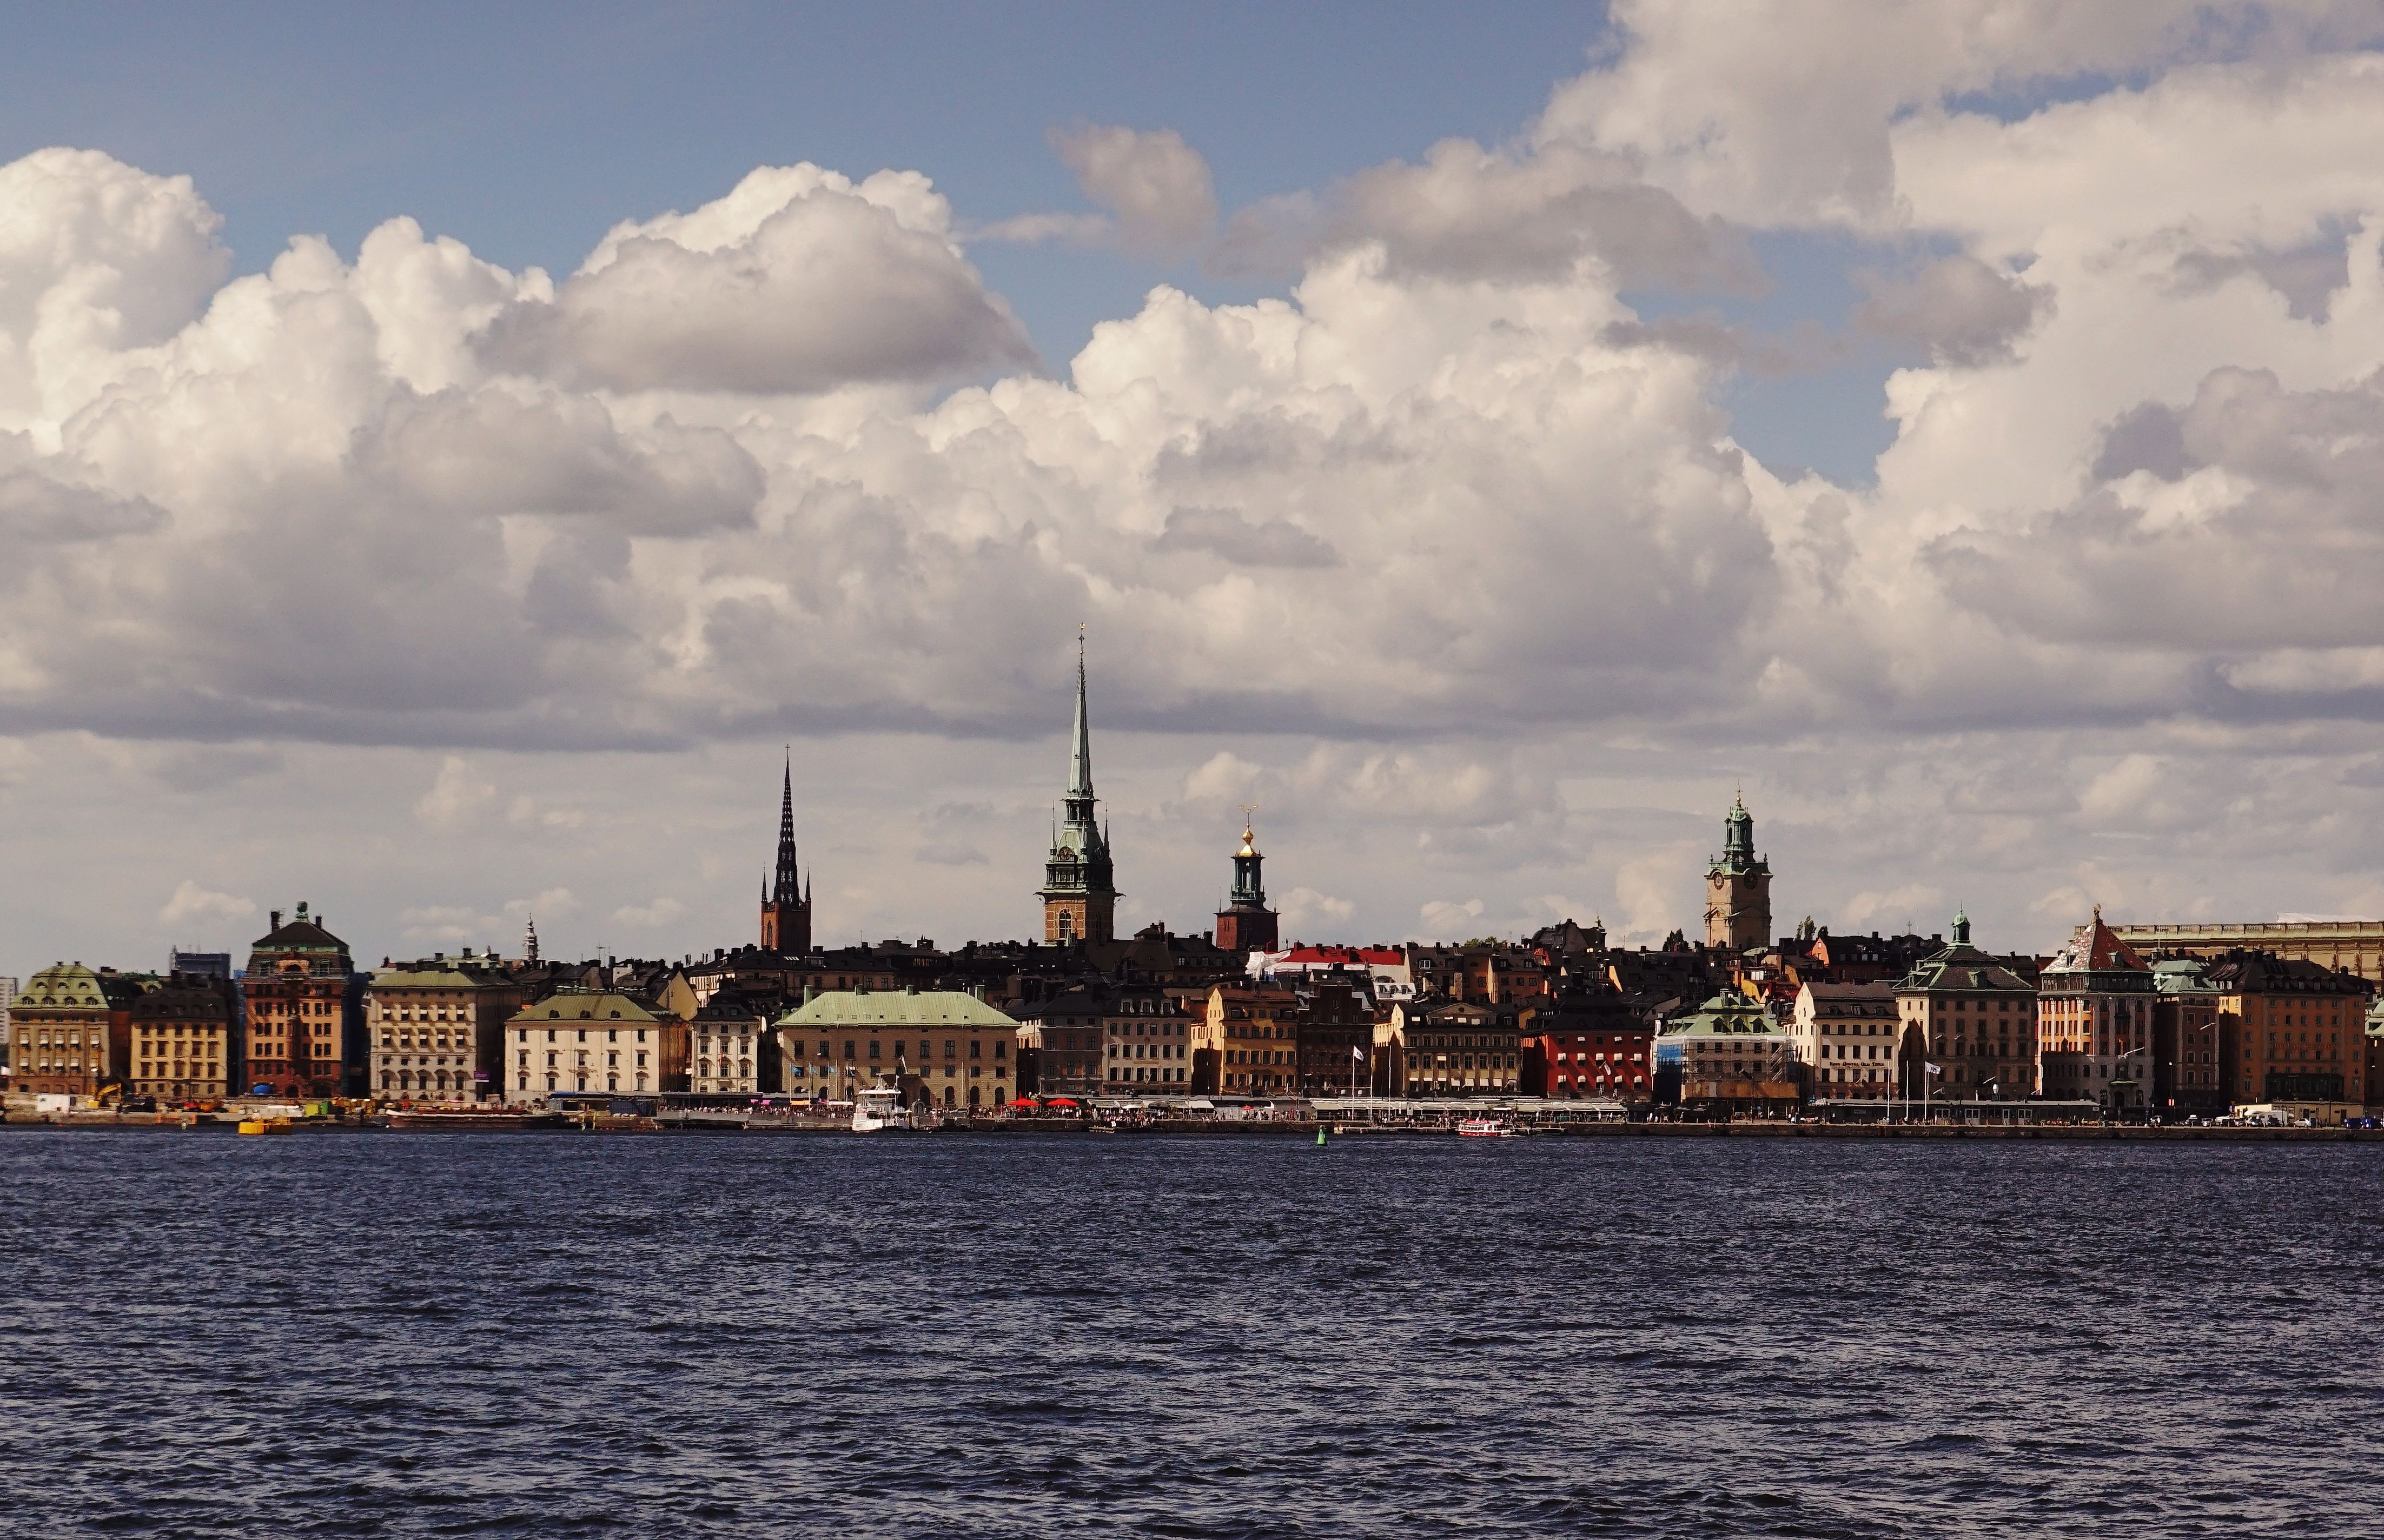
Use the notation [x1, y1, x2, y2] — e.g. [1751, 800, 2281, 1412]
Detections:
[1237, 823, 1259, 857]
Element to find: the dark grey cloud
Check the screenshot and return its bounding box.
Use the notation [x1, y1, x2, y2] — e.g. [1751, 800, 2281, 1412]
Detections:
[1855, 255, 2051, 367]
[1154, 506, 1339, 568]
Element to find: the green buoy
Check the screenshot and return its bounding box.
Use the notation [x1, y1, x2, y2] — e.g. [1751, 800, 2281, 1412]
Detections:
[1316, 1126, 1328, 1146]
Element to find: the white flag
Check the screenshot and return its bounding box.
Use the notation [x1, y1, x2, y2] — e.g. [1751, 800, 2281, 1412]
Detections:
[1925, 1062, 1943, 1077]
[1352, 1044, 1365, 1060]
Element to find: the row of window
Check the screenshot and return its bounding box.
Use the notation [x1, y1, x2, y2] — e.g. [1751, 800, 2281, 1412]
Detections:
[784, 1038, 1008, 1061]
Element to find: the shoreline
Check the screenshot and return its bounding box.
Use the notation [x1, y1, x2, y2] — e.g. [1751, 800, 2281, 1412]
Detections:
[5, 1113, 2379, 1142]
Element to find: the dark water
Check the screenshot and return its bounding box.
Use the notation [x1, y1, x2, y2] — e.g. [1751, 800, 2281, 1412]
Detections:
[3, 1131, 2380, 1537]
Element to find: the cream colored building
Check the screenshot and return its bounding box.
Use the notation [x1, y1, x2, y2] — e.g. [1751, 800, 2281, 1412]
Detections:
[1792, 981, 1897, 1101]
[506, 990, 688, 1101]
[369, 950, 524, 1103]
[778, 987, 1018, 1110]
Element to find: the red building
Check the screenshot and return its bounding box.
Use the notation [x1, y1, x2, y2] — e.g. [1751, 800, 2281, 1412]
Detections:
[1524, 986, 1653, 1102]
[241, 904, 359, 1098]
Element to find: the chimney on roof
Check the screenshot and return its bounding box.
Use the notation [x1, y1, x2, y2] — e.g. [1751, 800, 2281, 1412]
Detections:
[270, 910, 282, 931]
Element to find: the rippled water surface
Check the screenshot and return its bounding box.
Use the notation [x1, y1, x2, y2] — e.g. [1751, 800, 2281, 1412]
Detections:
[3, 1130, 2380, 1537]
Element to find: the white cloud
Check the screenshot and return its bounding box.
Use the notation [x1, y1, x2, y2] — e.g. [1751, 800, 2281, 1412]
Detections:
[1049, 123, 1216, 258]
[159, 879, 255, 928]
[1279, 886, 1356, 933]
[477, 164, 1034, 393]
[612, 896, 685, 928]
[416, 756, 496, 829]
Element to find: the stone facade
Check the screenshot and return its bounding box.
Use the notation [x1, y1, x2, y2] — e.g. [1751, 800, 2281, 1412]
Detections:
[776, 987, 1019, 1111]
[128, 972, 238, 1103]
[1893, 914, 2040, 1103]
[11, 962, 137, 1099]
[1794, 980, 1899, 1101]
[2035, 908, 2154, 1113]
[368, 951, 524, 1103]
[241, 904, 358, 1099]
[1703, 795, 1772, 952]
[505, 990, 687, 1101]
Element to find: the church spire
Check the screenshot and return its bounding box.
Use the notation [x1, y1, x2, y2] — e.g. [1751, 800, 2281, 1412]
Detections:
[761, 751, 812, 952]
[1068, 623, 1094, 801]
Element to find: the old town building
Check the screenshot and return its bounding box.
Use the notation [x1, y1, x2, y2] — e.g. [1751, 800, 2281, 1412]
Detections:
[1658, 991, 1798, 1113]
[11, 962, 142, 1099]
[507, 988, 687, 1101]
[1011, 983, 1108, 1098]
[243, 904, 361, 1098]
[1197, 984, 1301, 1096]
[691, 979, 789, 1096]
[2036, 908, 2154, 1113]
[1293, 975, 1375, 1097]
[777, 987, 1018, 1110]
[2149, 958, 2226, 1117]
[2201, 950, 2371, 1117]
[757, 758, 814, 953]
[1037, 637, 1118, 945]
[1793, 980, 1899, 1103]
[1522, 983, 1651, 1101]
[1212, 818, 1279, 955]
[1392, 996, 1523, 1097]
[1104, 981, 1194, 1095]
[1703, 794, 1772, 952]
[1893, 913, 2039, 1103]
[368, 949, 524, 1103]
[128, 972, 239, 1103]
[2112, 919, 2384, 984]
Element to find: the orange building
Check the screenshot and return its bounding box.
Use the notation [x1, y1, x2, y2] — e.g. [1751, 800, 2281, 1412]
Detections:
[241, 904, 359, 1098]
[2201, 950, 2372, 1118]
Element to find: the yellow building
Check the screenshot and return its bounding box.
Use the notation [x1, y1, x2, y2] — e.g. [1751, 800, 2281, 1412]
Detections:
[128, 973, 238, 1102]
[778, 987, 1019, 1110]
[12, 962, 138, 1099]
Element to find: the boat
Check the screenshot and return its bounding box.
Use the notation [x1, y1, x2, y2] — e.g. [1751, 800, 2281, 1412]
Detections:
[851, 1086, 906, 1133]
[1456, 1118, 1519, 1138]
[382, 1109, 569, 1131]
[236, 1118, 292, 1136]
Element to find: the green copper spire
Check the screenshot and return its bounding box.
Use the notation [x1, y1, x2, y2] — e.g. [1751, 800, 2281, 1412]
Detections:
[1067, 624, 1094, 802]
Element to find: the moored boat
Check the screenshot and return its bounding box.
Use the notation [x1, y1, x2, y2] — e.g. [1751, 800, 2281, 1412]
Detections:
[851, 1086, 907, 1133]
[382, 1109, 569, 1131]
[1456, 1118, 1519, 1138]
[236, 1118, 292, 1136]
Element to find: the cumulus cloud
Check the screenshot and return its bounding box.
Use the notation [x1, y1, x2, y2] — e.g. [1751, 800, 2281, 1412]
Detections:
[416, 756, 496, 828]
[1855, 255, 2051, 366]
[613, 896, 685, 928]
[159, 879, 255, 927]
[1048, 123, 1217, 259]
[477, 165, 1034, 393]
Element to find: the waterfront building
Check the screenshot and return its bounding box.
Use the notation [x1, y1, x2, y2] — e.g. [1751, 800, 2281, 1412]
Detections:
[1657, 992, 1797, 1113]
[1011, 983, 1108, 1098]
[1521, 983, 1650, 1101]
[128, 973, 238, 1102]
[1390, 996, 1523, 1097]
[11, 962, 140, 1099]
[2110, 918, 2384, 984]
[242, 904, 360, 1098]
[368, 950, 524, 1103]
[1253, 944, 1413, 1003]
[758, 757, 813, 953]
[2200, 950, 2371, 1117]
[0, 974, 14, 1079]
[1036, 636, 1118, 945]
[1212, 818, 1279, 955]
[777, 987, 1018, 1110]
[2149, 959, 2226, 1117]
[1893, 913, 2038, 1102]
[506, 989, 687, 1101]
[1703, 793, 1773, 952]
[1794, 980, 1899, 1101]
[1292, 975, 1375, 1098]
[1104, 981, 1195, 1094]
[2035, 909, 2153, 1113]
[691, 980, 788, 1096]
[1197, 984, 1301, 1096]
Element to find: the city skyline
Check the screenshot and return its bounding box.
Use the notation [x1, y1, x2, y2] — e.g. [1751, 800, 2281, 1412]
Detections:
[10, 6, 2384, 968]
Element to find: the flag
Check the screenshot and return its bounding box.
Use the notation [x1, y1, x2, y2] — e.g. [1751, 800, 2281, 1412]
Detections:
[1352, 1044, 1365, 1060]
[1925, 1062, 1942, 1077]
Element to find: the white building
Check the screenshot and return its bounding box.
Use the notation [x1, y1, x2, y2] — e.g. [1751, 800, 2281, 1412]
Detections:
[1792, 981, 1899, 1101]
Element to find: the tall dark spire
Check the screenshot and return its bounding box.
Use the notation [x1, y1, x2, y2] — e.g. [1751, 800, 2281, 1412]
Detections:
[1067, 624, 1094, 807]
[772, 752, 800, 905]
[761, 751, 813, 952]
[1039, 626, 1117, 944]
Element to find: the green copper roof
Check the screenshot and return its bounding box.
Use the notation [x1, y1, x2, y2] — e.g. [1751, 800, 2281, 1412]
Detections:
[1661, 992, 1783, 1038]
[778, 989, 1017, 1028]
[23, 962, 109, 1010]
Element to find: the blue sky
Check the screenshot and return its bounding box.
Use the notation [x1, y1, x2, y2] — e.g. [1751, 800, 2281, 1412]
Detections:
[0, 0, 1908, 482]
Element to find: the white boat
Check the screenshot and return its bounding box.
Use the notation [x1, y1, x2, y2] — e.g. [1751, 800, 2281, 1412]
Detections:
[1456, 1118, 1519, 1138]
[851, 1086, 906, 1133]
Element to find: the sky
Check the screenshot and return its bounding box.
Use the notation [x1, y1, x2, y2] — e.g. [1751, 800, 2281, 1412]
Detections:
[8, 1, 2384, 974]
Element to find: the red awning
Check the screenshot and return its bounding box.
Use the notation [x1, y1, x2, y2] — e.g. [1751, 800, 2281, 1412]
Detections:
[1045, 1097, 1079, 1107]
